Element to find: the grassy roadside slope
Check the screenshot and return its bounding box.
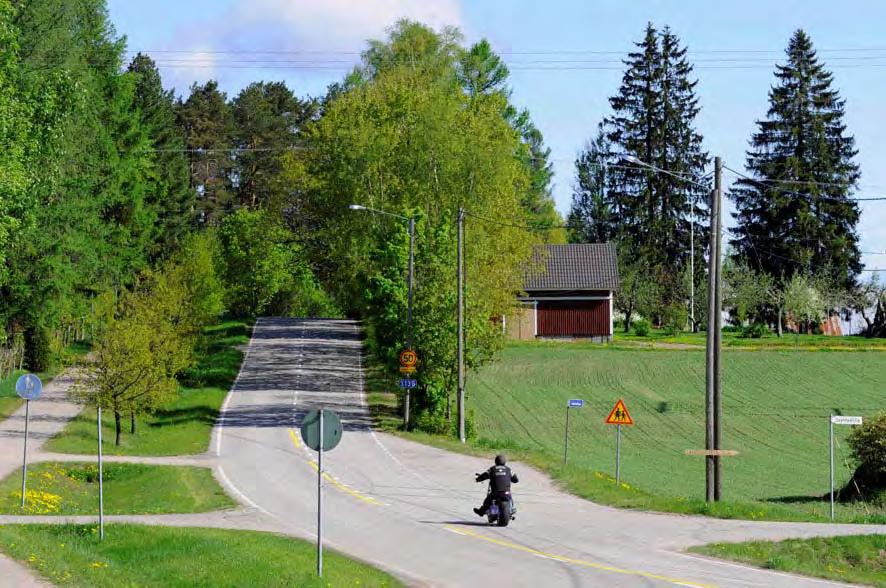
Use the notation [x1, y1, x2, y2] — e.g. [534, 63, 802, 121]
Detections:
[44, 321, 249, 456]
[0, 524, 403, 587]
[372, 339, 886, 523]
[693, 535, 886, 587]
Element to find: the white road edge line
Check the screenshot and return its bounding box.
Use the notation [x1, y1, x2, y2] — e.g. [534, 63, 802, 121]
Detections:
[215, 465, 277, 519]
[215, 318, 262, 457]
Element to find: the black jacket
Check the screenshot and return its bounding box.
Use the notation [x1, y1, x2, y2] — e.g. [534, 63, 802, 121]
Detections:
[477, 465, 519, 493]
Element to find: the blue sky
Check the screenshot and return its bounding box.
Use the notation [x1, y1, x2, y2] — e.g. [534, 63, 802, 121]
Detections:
[108, 0, 886, 268]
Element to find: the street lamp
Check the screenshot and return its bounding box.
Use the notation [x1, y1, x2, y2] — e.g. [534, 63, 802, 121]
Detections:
[349, 204, 416, 427]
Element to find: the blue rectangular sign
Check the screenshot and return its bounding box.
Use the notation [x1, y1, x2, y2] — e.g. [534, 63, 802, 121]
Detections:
[398, 379, 418, 389]
[568, 399, 584, 408]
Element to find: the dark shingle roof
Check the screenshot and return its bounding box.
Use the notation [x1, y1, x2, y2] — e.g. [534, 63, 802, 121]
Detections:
[525, 243, 619, 291]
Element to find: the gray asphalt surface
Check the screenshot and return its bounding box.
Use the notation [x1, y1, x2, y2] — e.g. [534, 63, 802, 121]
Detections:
[215, 317, 884, 588]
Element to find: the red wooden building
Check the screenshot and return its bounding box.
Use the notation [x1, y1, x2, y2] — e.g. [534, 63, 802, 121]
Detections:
[507, 243, 619, 342]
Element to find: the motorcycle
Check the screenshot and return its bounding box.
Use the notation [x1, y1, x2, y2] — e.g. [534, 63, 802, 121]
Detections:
[476, 474, 516, 527]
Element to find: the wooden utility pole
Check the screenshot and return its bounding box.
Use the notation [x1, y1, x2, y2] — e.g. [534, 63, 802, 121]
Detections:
[705, 156, 723, 502]
[457, 208, 466, 443]
[713, 157, 724, 501]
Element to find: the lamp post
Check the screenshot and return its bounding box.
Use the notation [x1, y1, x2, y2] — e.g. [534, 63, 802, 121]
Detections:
[349, 204, 415, 427]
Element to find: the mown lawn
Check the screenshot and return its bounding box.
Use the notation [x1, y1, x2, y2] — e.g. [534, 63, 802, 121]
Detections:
[44, 321, 250, 456]
[396, 342, 886, 523]
[0, 462, 233, 515]
[693, 535, 886, 587]
[0, 524, 403, 587]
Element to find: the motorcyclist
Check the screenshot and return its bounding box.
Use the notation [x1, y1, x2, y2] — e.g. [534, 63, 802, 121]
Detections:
[473, 454, 519, 517]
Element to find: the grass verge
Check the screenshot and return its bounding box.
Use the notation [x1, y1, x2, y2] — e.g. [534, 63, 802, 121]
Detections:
[692, 535, 886, 587]
[44, 321, 250, 456]
[0, 524, 402, 587]
[0, 462, 234, 515]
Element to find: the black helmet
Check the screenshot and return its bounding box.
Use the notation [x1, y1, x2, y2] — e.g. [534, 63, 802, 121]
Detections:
[495, 454, 507, 466]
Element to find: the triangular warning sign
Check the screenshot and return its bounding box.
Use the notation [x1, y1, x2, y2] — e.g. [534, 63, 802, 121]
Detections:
[605, 399, 634, 425]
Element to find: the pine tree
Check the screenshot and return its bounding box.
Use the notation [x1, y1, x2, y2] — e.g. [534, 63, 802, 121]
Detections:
[729, 30, 861, 290]
[128, 53, 193, 257]
[177, 81, 234, 225]
[231, 81, 314, 211]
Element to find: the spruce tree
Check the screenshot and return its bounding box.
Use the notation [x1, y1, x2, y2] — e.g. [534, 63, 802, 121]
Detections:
[128, 53, 193, 257]
[729, 30, 861, 290]
[571, 24, 708, 309]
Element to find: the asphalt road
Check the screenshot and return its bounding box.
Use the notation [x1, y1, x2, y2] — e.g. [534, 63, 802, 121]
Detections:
[215, 318, 883, 588]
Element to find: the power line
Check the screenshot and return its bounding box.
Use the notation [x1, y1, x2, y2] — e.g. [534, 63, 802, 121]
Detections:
[723, 165, 886, 203]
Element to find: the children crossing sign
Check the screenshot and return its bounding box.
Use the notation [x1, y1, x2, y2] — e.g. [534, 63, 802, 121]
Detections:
[605, 399, 633, 426]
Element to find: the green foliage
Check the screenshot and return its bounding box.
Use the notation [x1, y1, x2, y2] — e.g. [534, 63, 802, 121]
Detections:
[632, 319, 650, 337]
[23, 324, 51, 372]
[730, 30, 861, 290]
[740, 322, 769, 339]
[218, 208, 303, 317]
[298, 21, 542, 428]
[849, 413, 886, 479]
[165, 230, 226, 329]
[571, 24, 708, 312]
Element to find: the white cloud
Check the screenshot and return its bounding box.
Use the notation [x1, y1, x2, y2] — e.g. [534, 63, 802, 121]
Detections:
[238, 0, 463, 49]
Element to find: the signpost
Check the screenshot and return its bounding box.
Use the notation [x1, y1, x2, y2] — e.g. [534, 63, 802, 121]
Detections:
[604, 399, 633, 485]
[829, 415, 863, 521]
[563, 399, 584, 464]
[15, 374, 42, 508]
[399, 350, 418, 426]
[300, 409, 343, 578]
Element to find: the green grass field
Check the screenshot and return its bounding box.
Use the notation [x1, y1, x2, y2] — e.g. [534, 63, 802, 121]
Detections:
[614, 328, 886, 350]
[458, 341, 886, 522]
[0, 462, 234, 515]
[0, 524, 402, 587]
[45, 321, 249, 456]
[693, 535, 886, 587]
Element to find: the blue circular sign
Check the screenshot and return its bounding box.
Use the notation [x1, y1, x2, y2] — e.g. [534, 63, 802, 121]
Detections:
[15, 374, 42, 401]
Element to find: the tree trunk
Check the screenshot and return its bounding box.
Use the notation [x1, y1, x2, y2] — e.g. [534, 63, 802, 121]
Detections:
[130, 411, 136, 435]
[777, 306, 784, 337]
[114, 411, 122, 446]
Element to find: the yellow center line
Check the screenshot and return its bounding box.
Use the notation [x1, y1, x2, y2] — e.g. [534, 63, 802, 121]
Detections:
[444, 525, 715, 588]
[287, 429, 384, 506]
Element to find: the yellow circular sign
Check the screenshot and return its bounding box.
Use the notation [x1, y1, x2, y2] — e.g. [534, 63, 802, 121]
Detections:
[399, 349, 418, 370]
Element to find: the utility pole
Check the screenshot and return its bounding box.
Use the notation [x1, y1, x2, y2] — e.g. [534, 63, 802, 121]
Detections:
[690, 195, 695, 332]
[457, 208, 466, 444]
[705, 156, 723, 502]
[713, 157, 724, 501]
[405, 217, 415, 428]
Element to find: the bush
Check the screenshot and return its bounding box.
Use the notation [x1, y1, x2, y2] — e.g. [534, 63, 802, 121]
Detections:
[24, 324, 52, 372]
[661, 304, 688, 336]
[849, 413, 886, 481]
[633, 319, 650, 337]
[740, 323, 769, 339]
